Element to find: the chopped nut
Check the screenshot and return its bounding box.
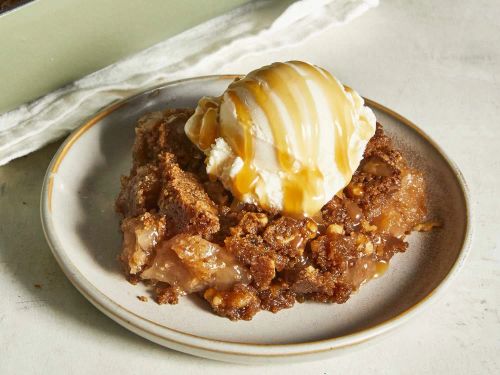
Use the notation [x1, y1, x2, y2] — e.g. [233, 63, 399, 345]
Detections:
[137, 296, 148, 302]
[256, 214, 269, 227]
[155, 284, 181, 304]
[348, 183, 364, 197]
[212, 296, 223, 306]
[361, 220, 378, 232]
[305, 219, 318, 235]
[326, 224, 344, 235]
[355, 233, 370, 252]
[234, 294, 253, 308]
[305, 265, 318, 275]
[355, 233, 368, 245]
[203, 285, 260, 320]
[237, 212, 269, 235]
[364, 241, 374, 255]
[204, 288, 217, 300]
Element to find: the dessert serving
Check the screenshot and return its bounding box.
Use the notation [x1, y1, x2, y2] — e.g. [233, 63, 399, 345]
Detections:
[116, 61, 431, 320]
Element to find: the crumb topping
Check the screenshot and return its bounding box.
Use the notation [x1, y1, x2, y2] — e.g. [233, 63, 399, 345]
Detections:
[116, 108, 429, 320]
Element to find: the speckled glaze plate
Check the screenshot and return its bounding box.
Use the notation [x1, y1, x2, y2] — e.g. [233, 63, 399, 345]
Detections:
[40, 76, 471, 364]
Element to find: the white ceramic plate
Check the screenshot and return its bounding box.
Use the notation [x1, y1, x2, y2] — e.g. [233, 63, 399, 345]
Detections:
[41, 76, 471, 364]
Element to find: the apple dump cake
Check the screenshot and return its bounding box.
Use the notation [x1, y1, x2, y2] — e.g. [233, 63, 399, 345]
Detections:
[116, 61, 430, 320]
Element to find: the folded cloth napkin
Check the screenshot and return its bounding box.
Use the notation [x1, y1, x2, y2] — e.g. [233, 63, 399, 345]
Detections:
[0, 0, 378, 166]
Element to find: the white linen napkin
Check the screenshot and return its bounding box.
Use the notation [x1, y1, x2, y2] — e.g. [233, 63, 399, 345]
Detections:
[0, 0, 378, 166]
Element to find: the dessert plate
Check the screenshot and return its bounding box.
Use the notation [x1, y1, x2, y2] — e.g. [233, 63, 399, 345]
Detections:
[41, 75, 471, 364]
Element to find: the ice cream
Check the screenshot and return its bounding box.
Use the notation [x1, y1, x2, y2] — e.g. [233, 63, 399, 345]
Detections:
[185, 61, 376, 217]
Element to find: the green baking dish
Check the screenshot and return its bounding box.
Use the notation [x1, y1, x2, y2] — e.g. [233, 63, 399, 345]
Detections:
[0, 0, 251, 114]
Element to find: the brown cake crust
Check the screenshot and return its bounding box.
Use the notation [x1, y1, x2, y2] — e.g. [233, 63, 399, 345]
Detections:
[157, 152, 219, 238]
[116, 108, 428, 320]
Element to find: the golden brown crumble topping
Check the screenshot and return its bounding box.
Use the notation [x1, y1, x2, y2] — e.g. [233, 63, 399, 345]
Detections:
[116, 108, 429, 320]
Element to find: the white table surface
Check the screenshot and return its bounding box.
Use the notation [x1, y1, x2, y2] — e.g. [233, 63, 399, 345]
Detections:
[1, 0, 499, 373]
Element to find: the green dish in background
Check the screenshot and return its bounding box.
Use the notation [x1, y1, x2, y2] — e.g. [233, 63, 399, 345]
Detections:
[0, 0, 253, 114]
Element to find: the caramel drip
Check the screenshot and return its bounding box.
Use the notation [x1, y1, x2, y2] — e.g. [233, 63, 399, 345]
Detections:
[373, 261, 388, 279]
[268, 64, 325, 215]
[273, 63, 320, 166]
[226, 90, 259, 198]
[292, 61, 355, 177]
[256, 67, 304, 157]
[198, 107, 219, 150]
[272, 64, 327, 215]
[249, 67, 305, 215]
[187, 61, 374, 217]
[188, 97, 221, 151]
[224, 61, 364, 216]
[236, 65, 326, 216]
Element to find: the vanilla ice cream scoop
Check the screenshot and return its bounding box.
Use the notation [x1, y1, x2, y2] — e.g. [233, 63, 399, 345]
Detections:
[185, 61, 376, 217]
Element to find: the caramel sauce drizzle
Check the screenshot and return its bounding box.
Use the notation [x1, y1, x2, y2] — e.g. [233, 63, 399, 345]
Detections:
[198, 107, 219, 151]
[187, 61, 373, 217]
[293, 61, 354, 178]
[226, 62, 362, 216]
[225, 90, 260, 198]
[190, 97, 221, 152]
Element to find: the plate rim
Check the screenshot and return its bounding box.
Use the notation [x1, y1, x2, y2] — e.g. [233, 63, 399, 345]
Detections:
[40, 75, 472, 359]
